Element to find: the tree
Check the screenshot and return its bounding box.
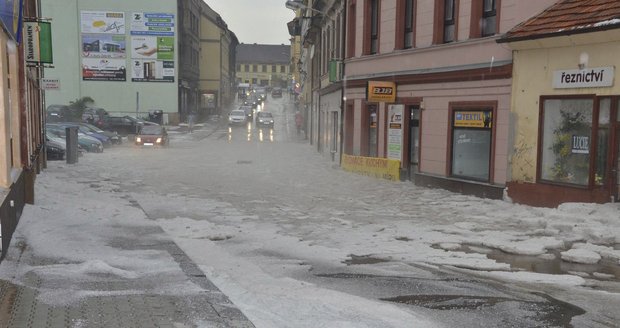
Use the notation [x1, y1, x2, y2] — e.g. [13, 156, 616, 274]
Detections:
[67, 97, 95, 121]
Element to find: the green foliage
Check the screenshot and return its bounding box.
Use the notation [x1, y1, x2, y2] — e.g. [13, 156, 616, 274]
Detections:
[65, 97, 95, 121]
[549, 110, 590, 184]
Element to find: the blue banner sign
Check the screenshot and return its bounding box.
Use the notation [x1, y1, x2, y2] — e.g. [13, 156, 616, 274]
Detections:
[0, 0, 23, 43]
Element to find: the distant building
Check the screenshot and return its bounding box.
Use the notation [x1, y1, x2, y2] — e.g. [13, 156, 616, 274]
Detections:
[199, 2, 239, 116]
[41, 0, 181, 123]
[236, 44, 291, 88]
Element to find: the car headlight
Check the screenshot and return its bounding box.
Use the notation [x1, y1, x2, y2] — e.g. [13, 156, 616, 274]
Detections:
[156, 138, 162, 143]
[136, 137, 142, 142]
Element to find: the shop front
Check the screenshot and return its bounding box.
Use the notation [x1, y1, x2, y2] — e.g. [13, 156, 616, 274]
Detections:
[343, 77, 509, 199]
[501, 33, 620, 207]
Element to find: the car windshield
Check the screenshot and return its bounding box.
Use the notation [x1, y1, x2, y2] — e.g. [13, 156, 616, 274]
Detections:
[140, 125, 163, 134]
[13, 2, 620, 328]
[257, 112, 272, 118]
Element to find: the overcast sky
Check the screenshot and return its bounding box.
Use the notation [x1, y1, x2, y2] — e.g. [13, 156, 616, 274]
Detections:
[204, 0, 295, 45]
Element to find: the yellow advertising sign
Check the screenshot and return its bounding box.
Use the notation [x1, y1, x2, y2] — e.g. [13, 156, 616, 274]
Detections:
[341, 154, 401, 181]
[367, 81, 396, 103]
[454, 111, 492, 128]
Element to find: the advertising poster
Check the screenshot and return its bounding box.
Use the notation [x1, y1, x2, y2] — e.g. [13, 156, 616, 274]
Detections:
[80, 11, 126, 81]
[387, 104, 404, 161]
[131, 59, 174, 82]
[82, 34, 126, 58]
[81, 11, 125, 34]
[130, 12, 175, 82]
[130, 13, 174, 36]
[82, 58, 126, 81]
[130, 36, 173, 60]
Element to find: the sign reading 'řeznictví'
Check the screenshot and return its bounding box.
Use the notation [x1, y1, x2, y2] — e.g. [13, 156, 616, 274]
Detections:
[553, 67, 614, 89]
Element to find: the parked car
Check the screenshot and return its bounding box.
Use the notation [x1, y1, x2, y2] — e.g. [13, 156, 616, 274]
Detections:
[271, 87, 282, 98]
[81, 107, 109, 128]
[103, 115, 157, 136]
[228, 109, 247, 126]
[46, 124, 104, 153]
[256, 111, 274, 128]
[46, 131, 85, 158]
[79, 122, 122, 145]
[53, 122, 112, 147]
[46, 104, 70, 122]
[135, 125, 169, 147]
[45, 137, 65, 160]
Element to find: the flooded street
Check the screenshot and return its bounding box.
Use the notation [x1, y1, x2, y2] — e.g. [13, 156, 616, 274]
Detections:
[69, 94, 616, 327]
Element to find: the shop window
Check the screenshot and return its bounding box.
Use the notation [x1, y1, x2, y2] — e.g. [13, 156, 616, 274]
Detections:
[451, 109, 492, 181]
[540, 98, 593, 186]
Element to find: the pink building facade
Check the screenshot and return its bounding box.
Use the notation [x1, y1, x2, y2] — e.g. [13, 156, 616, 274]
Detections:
[342, 0, 556, 197]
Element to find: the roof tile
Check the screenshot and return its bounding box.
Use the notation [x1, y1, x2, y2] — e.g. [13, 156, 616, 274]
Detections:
[503, 0, 620, 41]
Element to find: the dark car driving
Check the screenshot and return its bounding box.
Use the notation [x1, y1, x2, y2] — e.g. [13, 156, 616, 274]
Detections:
[135, 125, 169, 147]
[256, 111, 274, 128]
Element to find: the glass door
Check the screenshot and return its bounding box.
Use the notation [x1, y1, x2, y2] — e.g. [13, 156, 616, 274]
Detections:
[368, 104, 378, 157]
[409, 105, 420, 176]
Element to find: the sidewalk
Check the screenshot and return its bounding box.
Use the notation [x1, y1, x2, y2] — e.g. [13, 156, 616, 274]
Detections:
[0, 160, 255, 327]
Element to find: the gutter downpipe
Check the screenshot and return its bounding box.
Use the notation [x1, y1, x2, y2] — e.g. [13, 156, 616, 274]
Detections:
[339, 0, 346, 166]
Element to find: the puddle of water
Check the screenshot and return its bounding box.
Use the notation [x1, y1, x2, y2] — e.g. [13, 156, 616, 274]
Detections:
[381, 294, 510, 310]
[342, 254, 390, 265]
[432, 244, 620, 281]
[382, 293, 584, 327]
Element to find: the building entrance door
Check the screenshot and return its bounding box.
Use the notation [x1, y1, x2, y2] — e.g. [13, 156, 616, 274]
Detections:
[408, 105, 420, 178]
[614, 100, 620, 201]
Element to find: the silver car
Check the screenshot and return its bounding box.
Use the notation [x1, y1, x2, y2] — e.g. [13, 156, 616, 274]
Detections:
[228, 109, 247, 125]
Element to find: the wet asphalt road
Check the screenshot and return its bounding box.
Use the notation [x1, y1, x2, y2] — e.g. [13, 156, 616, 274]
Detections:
[188, 96, 614, 327]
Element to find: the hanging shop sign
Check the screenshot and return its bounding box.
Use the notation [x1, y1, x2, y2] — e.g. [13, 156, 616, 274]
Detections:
[553, 67, 614, 89]
[454, 111, 492, 128]
[367, 81, 396, 103]
[387, 104, 404, 161]
[24, 22, 53, 64]
[0, 0, 23, 43]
